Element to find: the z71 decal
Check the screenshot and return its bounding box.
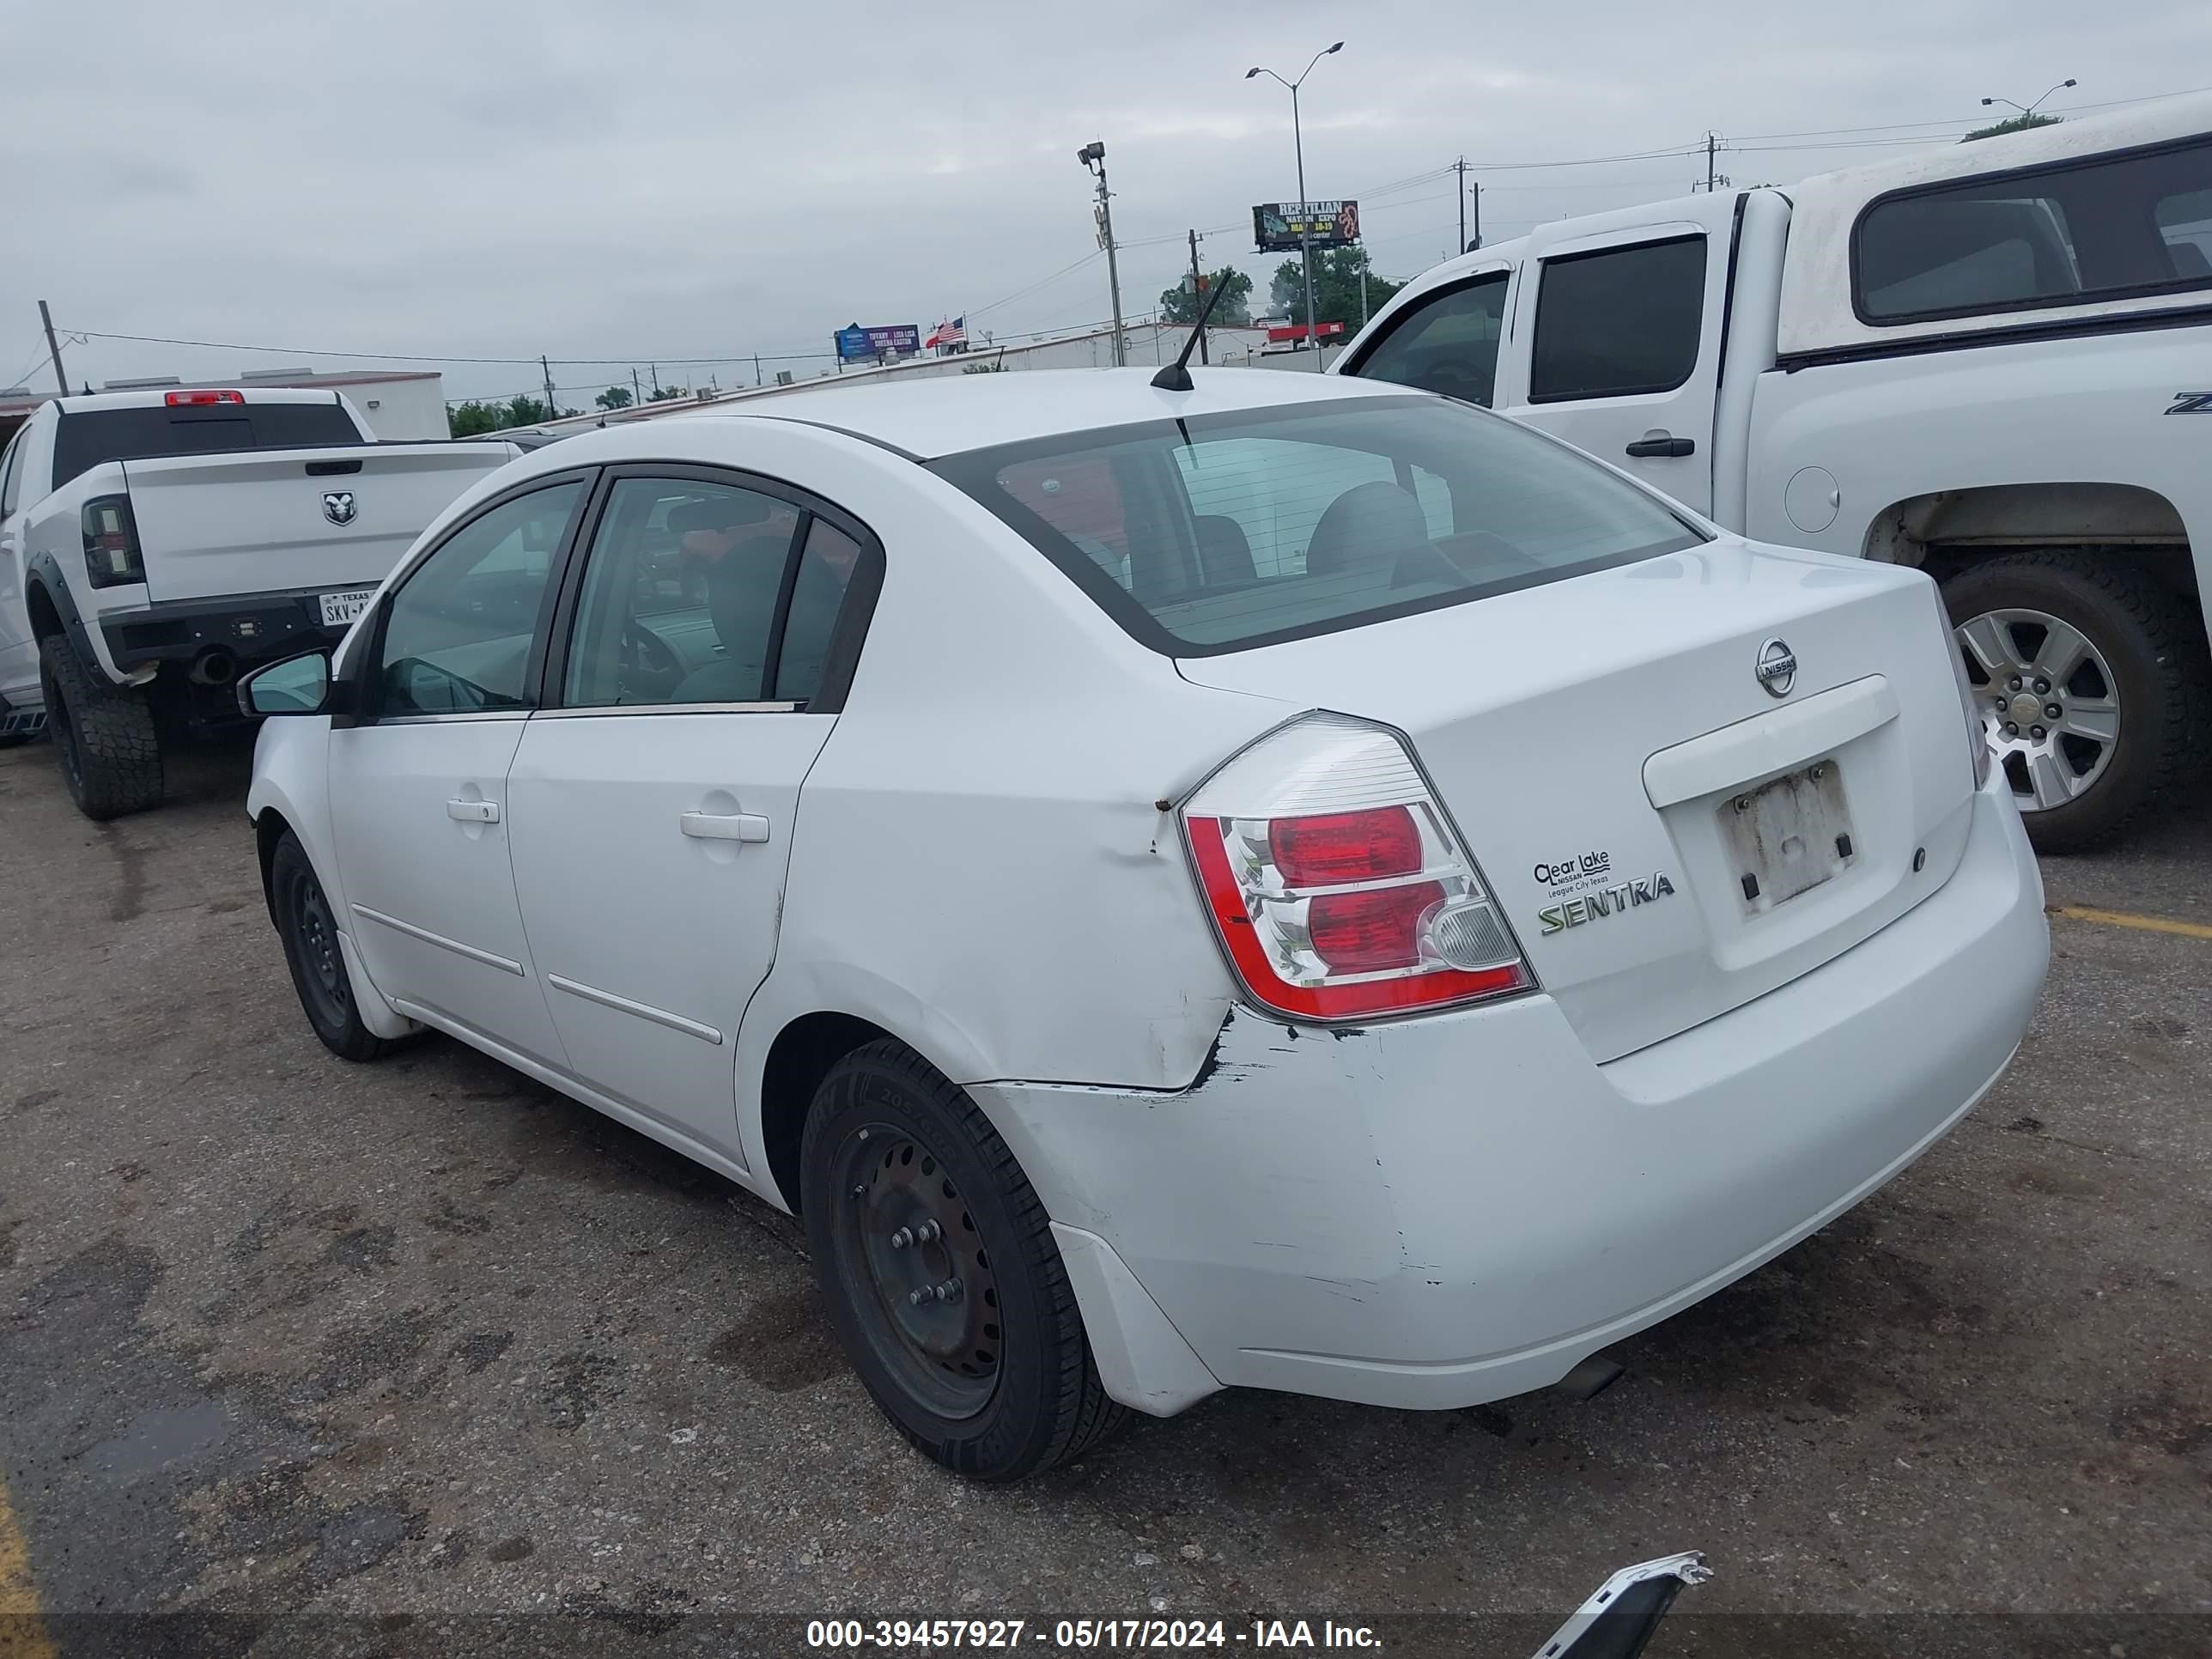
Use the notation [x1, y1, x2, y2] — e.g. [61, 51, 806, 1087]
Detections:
[2166, 391, 2212, 415]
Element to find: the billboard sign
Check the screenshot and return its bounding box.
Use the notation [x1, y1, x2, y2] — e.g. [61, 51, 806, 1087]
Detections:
[1252, 200, 1360, 252]
[834, 324, 922, 362]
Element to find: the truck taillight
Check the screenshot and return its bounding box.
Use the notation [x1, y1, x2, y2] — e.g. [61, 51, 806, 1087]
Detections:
[164, 389, 244, 406]
[1181, 714, 1533, 1022]
[81, 495, 145, 589]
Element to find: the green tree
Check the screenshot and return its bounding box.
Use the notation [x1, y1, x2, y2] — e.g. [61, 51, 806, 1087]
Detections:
[501, 395, 550, 427]
[961, 358, 1007, 374]
[596, 385, 635, 410]
[1963, 111, 2059, 143]
[1157, 266, 1253, 326]
[447, 400, 504, 438]
[1268, 246, 1403, 331]
[648, 384, 688, 402]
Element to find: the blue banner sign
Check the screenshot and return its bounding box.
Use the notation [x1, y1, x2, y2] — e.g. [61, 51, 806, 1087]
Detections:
[835, 324, 921, 362]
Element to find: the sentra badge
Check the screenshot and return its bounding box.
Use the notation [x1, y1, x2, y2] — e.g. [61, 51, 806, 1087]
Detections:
[1537, 872, 1676, 936]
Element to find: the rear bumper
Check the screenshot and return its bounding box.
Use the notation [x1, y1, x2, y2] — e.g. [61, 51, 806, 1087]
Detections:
[99, 586, 363, 678]
[975, 773, 2046, 1415]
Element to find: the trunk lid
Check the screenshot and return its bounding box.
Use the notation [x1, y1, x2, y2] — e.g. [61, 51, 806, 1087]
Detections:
[1176, 538, 1978, 1061]
[125, 445, 514, 604]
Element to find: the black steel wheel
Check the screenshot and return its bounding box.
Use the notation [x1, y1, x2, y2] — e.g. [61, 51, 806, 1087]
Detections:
[800, 1039, 1127, 1480]
[270, 830, 388, 1062]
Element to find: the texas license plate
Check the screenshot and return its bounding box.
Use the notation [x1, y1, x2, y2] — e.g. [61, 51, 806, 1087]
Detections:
[318, 587, 378, 627]
[1720, 758, 1856, 914]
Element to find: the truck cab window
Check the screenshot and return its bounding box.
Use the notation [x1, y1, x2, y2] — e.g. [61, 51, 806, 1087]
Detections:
[1529, 236, 1706, 403]
[1350, 273, 1510, 406]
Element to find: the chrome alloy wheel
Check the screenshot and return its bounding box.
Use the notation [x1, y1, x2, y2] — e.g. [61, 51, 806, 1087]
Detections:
[1954, 605, 2121, 813]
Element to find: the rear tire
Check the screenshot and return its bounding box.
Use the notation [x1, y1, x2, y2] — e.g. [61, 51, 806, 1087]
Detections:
[800, 1039, 1127, 1480]
[1939, 552, 2211, 853]
[270, 830, 389, 1062]
[38, 635, 163, 820]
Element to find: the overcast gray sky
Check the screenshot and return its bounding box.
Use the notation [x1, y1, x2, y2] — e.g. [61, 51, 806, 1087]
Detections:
[3, 0, 2204, 406]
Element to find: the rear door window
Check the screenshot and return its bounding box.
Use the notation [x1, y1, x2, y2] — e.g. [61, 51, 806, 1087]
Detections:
[1346, 272, 1510, 405]
[1528, 236, 1706, 402]
[52, 400, 363, 489]
[1855, 134, 2212, 323]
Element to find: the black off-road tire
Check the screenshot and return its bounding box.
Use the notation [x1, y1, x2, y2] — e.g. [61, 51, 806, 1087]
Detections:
[1940, 552, 2212, 853]
[800, 1039, 1128, 1480]
[270, 830, 390, 1063]
[38, 635, 164, 820]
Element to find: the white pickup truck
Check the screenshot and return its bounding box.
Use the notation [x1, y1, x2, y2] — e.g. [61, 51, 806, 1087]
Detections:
[0, 386, 520, 817]
[1340, 94, 2212, 849]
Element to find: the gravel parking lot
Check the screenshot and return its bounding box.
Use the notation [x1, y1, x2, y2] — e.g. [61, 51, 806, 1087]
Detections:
[2, 734, 2207, 1657]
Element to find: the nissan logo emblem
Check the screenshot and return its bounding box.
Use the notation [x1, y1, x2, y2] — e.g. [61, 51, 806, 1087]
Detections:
[1756, 637, 1797, 698]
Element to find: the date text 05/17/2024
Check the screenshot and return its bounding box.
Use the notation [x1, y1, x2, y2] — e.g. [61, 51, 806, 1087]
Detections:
[805, 1620, 1382, 1649]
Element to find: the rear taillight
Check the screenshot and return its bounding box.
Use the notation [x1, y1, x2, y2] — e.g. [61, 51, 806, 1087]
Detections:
[165, 388, 243, 406]
[81, 495, 144, 588]
[1181, 713, 1532, 1021]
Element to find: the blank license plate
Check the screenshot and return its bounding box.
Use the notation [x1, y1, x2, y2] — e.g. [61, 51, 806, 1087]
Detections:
[1720, 759, 1856, 915]
[319, 587, 378, 627]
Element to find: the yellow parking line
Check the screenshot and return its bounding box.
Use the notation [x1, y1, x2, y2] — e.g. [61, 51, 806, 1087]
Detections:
[2049, 903, 2212, 942]
[0, 1474, 56, 1659]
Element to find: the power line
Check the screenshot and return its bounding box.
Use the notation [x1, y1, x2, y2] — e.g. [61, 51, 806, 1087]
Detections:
[965, 249, 1105, 319]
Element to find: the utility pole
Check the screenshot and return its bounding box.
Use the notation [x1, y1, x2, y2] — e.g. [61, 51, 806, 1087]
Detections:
[38, 300, 68, 394]
[651, 362, 661, 397]
[1079, 142, 1126, 367]
[631, 368, 642, 406]
[753, 354, 762, 387]
[1456, 157, 1467, 252]
[541, 355, 557, 419]
[1187, 228, 1211, 366]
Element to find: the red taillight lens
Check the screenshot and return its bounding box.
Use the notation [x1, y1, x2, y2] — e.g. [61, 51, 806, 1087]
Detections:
[1310, 881, 1443, 972]
[1269, 806, 1421, 886]
[1181, 714, 1533, 1024]
[164, 388, 244, 406]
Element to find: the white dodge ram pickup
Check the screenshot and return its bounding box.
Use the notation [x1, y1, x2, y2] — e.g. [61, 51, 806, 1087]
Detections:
[0, 386, 520, 817]
[1340, 94, 2212, 848]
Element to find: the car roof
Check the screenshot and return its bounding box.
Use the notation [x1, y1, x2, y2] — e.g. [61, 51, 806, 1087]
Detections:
[685, 367, 1412, 460]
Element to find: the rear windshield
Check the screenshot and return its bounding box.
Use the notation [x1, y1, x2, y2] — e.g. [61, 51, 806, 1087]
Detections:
[52, 400, 362, 490]
[931, 395, 1704, 655]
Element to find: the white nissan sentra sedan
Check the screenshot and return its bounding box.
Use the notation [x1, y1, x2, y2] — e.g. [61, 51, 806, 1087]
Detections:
[240, 367, 2048, 1480]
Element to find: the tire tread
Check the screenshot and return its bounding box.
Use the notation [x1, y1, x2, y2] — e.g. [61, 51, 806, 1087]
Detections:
[38, 635, 164, 820]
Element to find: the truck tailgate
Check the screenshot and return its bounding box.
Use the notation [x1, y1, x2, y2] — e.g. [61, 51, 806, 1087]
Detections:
[124, 446, 513, 604]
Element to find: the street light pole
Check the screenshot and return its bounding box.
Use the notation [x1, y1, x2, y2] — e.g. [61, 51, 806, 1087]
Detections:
[1981, 76, 2077, 120]
[1248, 42, 1343, 373]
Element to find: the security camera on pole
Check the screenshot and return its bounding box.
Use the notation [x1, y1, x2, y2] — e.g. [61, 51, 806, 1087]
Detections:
[1247, 41, 1343, 371]
[1077, 142, 1127, 368]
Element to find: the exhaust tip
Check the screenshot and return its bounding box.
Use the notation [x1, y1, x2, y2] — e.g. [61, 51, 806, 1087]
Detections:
[1555, 1354, 1626, 1401]
[191, 651, 237, 686]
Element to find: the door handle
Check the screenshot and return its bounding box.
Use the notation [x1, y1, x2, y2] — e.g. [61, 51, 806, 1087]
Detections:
[680, 810, 770, 844]
[447, 798, 500, 823]
[1625, 434, 1696, 458]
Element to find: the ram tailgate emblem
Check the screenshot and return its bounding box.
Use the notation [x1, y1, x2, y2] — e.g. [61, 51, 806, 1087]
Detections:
[322, 491, 357, 526]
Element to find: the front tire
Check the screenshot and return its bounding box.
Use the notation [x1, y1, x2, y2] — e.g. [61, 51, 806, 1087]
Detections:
[1941, 552, 2211, 853]
[800, 1039, 1127, 1480]
[39, 635, 163, 820]
[270, 830, 389, 1062]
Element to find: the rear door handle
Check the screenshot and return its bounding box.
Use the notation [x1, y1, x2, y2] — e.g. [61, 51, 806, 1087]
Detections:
[447, 798, 500, 823]
[680, 810, 770, 843]
[1625, 434, 1696, 458]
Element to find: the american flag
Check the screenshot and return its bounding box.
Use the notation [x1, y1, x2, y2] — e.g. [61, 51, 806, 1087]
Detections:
[927, 315, 967, 349]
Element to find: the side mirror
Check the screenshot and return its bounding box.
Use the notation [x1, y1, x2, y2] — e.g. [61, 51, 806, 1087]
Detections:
[238, 651, 332, 718]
